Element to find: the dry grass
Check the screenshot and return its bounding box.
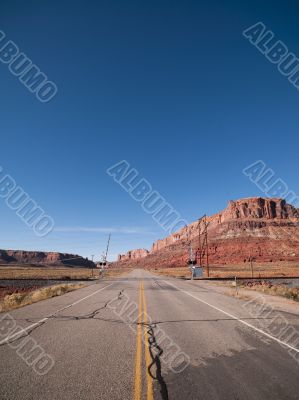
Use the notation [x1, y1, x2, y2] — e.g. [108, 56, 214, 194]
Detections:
[209, 263, 299, 278]
[239, 281, 299, 302]
[152, 267, 299, 303]
[150, 267, 190, 279]
[0, 266, 132, 280]
[149, 263, 299, 279]
[0, 283, 86, 312]
[104, 268, 132, 278]
[0, 266, 96, 280]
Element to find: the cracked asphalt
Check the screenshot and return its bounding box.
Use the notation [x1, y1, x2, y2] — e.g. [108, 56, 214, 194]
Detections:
[0, 269, 299, 400]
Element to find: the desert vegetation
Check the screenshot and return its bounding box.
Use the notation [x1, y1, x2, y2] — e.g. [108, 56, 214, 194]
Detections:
[150, 263, 299, 279]
[239, 280, 299, 302]
[0, 283, 86, 312]
[0, 266, 132, 280]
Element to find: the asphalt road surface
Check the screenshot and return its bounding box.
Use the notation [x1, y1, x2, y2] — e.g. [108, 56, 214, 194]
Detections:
[0, 269, 299, 400]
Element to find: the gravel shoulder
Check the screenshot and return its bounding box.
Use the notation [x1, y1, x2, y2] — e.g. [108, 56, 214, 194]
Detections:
[196, 280, 299, 316]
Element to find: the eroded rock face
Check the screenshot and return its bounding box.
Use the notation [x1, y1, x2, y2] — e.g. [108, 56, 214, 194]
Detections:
[118, 249, 149, 261]
[117, 197, 299, 267]
[0, 250, 95, 267]
[221, 197, 297, 220]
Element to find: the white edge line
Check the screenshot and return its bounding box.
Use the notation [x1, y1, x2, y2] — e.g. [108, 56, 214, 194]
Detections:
[0, 282, 114, 345]
[163, 279, 299, 354]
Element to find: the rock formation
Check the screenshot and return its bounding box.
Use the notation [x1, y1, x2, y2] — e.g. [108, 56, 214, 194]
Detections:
[118, 248, 149, 262]
[116, 197, 299, 268]
[0, 250, 95, 268]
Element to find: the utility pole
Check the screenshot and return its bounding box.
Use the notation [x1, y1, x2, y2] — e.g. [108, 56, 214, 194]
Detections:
[186, 225, 194, 280]
[99, 234, 111, 280]
[205, 215, 210, 278]
[190, 243, 194, 280]
[194, 215, 210, 277]
[104, 234, 111, 262]
[91, 255, 94, 278]
[197, 218, 202, 265]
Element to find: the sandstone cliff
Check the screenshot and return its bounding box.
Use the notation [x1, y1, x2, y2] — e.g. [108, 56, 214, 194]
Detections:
[118, 248, 149, 262]
[116, 197, 299, 268]
[0, 250, 95, 268]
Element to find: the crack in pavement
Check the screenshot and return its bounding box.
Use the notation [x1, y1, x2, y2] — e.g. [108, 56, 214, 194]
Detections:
[48, 290, 125, 321]
[0, 289, 125, 347]
[145, 322, 169, 400]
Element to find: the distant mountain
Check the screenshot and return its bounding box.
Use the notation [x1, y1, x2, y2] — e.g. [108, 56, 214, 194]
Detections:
[116, 197, 299, 268]
[0, 250, 95, 268]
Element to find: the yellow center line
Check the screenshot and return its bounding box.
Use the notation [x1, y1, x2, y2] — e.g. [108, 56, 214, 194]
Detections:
[142, 282, 154, 400]
[134, 282, 143, 400]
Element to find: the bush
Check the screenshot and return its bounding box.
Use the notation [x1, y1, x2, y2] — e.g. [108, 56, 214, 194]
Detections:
[3, 292, 27, 307]
[0, 283, 85, 312]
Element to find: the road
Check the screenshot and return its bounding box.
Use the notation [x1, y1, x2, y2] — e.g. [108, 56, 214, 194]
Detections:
[0, 269, 299, 400]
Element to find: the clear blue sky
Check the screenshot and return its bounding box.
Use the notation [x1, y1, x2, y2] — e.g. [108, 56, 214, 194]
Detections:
[0, 1, 299, 260]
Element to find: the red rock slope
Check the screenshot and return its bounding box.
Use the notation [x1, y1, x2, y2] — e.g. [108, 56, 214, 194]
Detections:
[116, 197, 299, 268]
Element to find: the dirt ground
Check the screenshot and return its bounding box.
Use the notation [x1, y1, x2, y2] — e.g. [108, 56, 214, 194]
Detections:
[0, 266, 132, 280]
[150, 262, 299, 279]
[200, 280, 299, 315]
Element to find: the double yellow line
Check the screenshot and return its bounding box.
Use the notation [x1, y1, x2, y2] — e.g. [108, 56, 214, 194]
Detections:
[134, 281, 153, 400]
